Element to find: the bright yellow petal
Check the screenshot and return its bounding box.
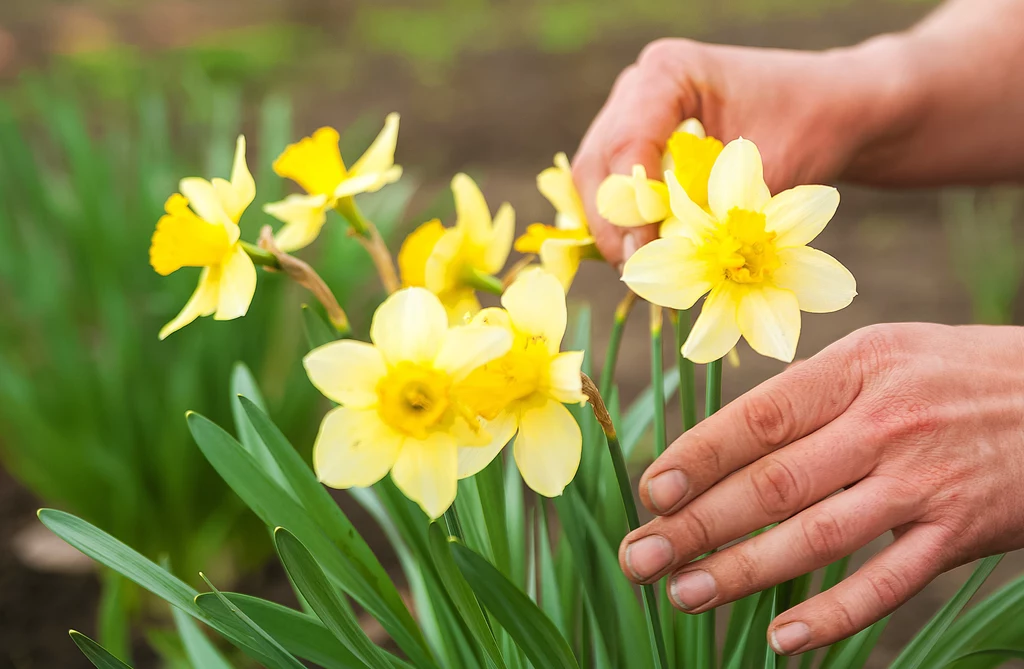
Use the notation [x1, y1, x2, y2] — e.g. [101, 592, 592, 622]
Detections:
[621, 236, 714, 310]
[370, 287, 448, 366]
[179, 177, 234, 231]
[265, 193, 330, 253]
[773, 246, 857, 313]
[273, 127, 346, 196]
[547, 351, 585, 404]
[538, 152, 587, 232]
[304, 340, 387, 408]
[313, 406, 402, 488]
[764, 185, 840, 248]
[501, 269, 567, 353]
[596, 173, 645, 227]
[539, 237, 584, 290]
[434, 324, 513, 381]
[514, 399, 581, 497]
[333, 165, 403, 198]
[457, 410, 518, 479]
[481, 202, 514, 275]
[424, 228, 465, 295]
[682, 281, 744, 364]
[738, 285, 801, 363]
[158, 266, 220, 340]
[665, 171, 717, 240]
[707, 138, 771, 219]
[452, 173, 492, 247]
[211, 135, 256, 223]
[667, 131, 723, 211]
[150, 194, 232, 276]
[398, 219, 446, 288]
[214, 245, 256, 321]
[633, 165, 671, 222]
[349, 112, 400, 177]
[391, 432, 458, 519]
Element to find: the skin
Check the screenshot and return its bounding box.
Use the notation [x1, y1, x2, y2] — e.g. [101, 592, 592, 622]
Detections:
[573, 0, 1024, 655]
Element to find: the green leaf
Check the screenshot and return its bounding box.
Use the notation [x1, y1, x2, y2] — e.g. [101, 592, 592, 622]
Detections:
[723, 590, 769, 669]
[427, 523, 507, 669]
[928, 569, 1024, 668]
[229, 363, 287, 489]
[451, 541, 579, 669]
[70, 631, 134, 669]
[820, 616, 890, 669]
[537, 502, 567, 636]
[946, 648, 1024, 666]
[620, 367, 681, 459]
[171, 604, 234, 669]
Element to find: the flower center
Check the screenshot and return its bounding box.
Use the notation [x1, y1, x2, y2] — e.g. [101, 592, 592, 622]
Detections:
[377, 362, 452, 439]
[705, 208, 779, 284]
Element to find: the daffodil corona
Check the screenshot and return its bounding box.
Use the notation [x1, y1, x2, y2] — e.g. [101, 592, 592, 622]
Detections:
[622, 138, 856, 364]
[149, 136, 257, 340]
[304, 287, 513, 519]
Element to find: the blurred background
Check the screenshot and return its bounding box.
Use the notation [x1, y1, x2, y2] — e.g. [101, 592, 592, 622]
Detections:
[3, 0, 1024, 667]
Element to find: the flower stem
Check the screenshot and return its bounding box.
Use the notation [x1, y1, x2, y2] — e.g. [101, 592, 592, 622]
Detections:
[465, 268, 504, 296]
[335, 196, 401, 294]
[599, 290, 636, 400]
[443, 504, 464, 541]
[240, 241, 280, 269]
[706, 358, 723, 416]
[671, 310, 698, 432]
[650, 305, 667, 457]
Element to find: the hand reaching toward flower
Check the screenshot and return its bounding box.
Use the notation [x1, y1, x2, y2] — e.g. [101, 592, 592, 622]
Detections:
[619, 324, 1024, 655]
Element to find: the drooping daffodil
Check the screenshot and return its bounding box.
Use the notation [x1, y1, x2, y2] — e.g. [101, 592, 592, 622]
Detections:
[456, 269, 587, 497]
[397, 173, 514, 323]
[149, 136, 257, 340]
[622, 137, 856, 364]
[514, 152, 599, 289]
[304, 287, 514, 519]
[265, 114, 402, 252]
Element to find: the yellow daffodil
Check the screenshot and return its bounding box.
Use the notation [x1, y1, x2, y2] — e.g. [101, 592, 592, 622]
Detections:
[265, 114, 402, 252]
[660, 118, 724, 237]
[397, 173, 514, 323]
[304, 287, 514, 519]
[456, 270, 586, 497]
[150, 136, 257, 340]
[596, 163, 670, 228]
[514, 152, 598, 289]
[623, 138, 856, 364]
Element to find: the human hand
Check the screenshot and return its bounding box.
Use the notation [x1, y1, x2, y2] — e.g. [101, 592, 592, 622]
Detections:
[617, 323, 1024, 654]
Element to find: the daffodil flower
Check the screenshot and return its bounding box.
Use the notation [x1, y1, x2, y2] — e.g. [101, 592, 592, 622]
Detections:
[397, 173, 514, 323]
[265, 114, 402, 253]
[622, 138, 856, 364]
[456, 270, 587, 497]
[660, 118, 724, 236]
[304, 287, 513, 519]
[514, 152, 599, 289]
[149, 136, 257, 340]
[596, 163, 670, 228]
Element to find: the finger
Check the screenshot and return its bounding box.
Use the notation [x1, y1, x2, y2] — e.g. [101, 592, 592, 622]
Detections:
[767, 524, 952, 655]
[663, 477, 918, 611]
[638, 336, 866, 517]
[619, 415, 879, 583]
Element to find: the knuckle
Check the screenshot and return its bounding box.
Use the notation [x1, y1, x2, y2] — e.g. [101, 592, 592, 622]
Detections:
[848, 324, 904, 377]
[684, 433, 723, 477]
[742, 391, 795, 451]
[750, 458, 804, 516]
[863, 391, 940, 443]
[679, 510, 715, 554]
[729, 548, 762, 592]
[637, 39, 682, 69]
[800, 509, 847, 564]
[865, 565, 911, 611]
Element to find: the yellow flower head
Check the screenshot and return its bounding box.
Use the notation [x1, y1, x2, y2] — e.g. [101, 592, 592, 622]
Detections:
[514, 152, 597, 290]
[397, 173, 514, 323]
[304, 287, 513, 519]
[623, 138, 856, 364]
[665, 123, 723, 212]
[149, 136, 257, 340]
[264, 113, 402, 252]
[457, 269, 586, 497]
[596, 164, 670, 228]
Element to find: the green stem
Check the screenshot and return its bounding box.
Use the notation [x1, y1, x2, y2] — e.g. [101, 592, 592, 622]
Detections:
[443, 504, 464, 541]
[240, 241, 280, 269]
[706, 358, 723, 416]
[464, 268, 504, 296]
[672, 310, 698, 432]
[650, 306, 667, 457]
[600, 291, 636, 400]
[333, 195, 371, 238]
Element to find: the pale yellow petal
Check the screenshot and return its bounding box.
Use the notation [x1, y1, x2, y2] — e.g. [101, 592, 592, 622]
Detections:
[370, 287, 448, 365]
[514, 399, 581, 497]
[424, 228, 465, 294]
[596, 173, 646, 228]
[539, 238, 583, 290]
[678, 117, 707, 138]
[547, 351, 586, 404]
[313, 406, 402, 488]
[333, 165, 403, 198]
[457, 411, 518, 479]
[738, 285, 801, 363]
[180, 177, 233, 229]
[349, 112, 400, 177]
[434, 324, 513, 381]
[391, 432, 459, 519]
[707, 138, 770, 219]
[212, 135, 255, 223]
[441, 290, 481, 326]
[665, 171, 717, 240]
[482, 202, 514, 274]
[303, 340, 387, 408]
[621, 236, 714, 310]
[682, 281, 744, 364]
[633, 165, 671, 222]
[158, 266, 220, 340]
[501, 269, 566, 353]
[538, 152, 587, 232]
[265, 193, 330, 253]
[659, 216, 685, 238]
[773, 246, 857, 313]
[214, 245, 256, 321]
[469, 307, 513, 330]
[764, 185, 840, 248]
[452, 173, 492, 247]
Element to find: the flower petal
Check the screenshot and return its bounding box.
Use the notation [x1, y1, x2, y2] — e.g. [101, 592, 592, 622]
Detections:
[265, 193, 330, 253]
[514, 399, 581, 497]
[737, 285, 801, 363]
[547, 351, 586, 404]
[434, 324, 513, 381]
[158, 266, 220, 340]
[682, 281, 744, 364]
[391, 432, 458, 519]
[621, 236, 714, 310]
[482, 202, 515, 274]
[457, 411, 518, 479]
[180, 177, 234, 230]
[596, 173, 646, 227]
[469, 307, 512, 330]
[313, 406, 402, 488]
[707, 138, 771, 219]
[214, 245, 256, 321]
[764, 185, 840, 248]
[349, 112, 400, 177]
[333, 165, 403, 198]
[538, 153, 588, 232]
[665, 171, 717, 240]
[539, 237, 584, 290]
[452, 173, 493, 247]
[370, 287, 448, 365]
[441, 290, 482, 326]
[773, 246, 857, 313]
[633, 165, 671, 223]
[273, 127, 346, 197]
[212, 135, 256, 223]
[502, 269, 567, 353]
[424, 228, 465, 295]
[304, 340, 387, 408]
[398, 219, 446, 288]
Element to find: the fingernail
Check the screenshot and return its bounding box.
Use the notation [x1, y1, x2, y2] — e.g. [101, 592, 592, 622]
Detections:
[624, 535, 673, 581]
[670, 570, 717, 610]
[647, 470, 688, 513]
[770, 622, 812, 654]
[622, 233, 639, 264]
